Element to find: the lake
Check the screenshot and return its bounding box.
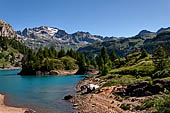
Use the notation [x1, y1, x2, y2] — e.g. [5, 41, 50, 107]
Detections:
[0, 70, 86, 113]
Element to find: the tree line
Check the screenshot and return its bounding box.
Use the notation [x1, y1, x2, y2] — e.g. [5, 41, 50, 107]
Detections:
[96, 46, 170, 77]
[20, 47, 97, 75]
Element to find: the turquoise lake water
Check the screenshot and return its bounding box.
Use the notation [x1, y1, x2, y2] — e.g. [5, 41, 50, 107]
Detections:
[0, 70, 86, 113]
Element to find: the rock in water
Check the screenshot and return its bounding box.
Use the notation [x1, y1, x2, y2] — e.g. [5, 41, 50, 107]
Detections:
[64, 95, 73, 100]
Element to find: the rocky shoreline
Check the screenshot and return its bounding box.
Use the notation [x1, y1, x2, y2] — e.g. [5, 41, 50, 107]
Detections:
[66, 76, 159, 113]
[0, 94, 35, 113]
[0, 67, 21, 71]
[19, 68, 99, 76]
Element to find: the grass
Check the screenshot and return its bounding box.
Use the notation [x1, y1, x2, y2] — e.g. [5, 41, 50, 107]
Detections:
[102, 75, 151, 87]
[120, 104, 131, 110]
[136, 94, 170, 113]
[0, 46, 21, 68]
[101, 52, 155, 87]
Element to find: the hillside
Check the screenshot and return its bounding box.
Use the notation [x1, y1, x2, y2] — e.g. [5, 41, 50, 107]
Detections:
[0, 36, 30, 69]
[0, 20, 30, 69]
[70, 46, 170, 113]
[78, 28, 170, 58]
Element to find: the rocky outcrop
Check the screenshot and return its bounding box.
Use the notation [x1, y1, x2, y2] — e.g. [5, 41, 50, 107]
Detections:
[0, 20, 16, 38]
[115, 80, 170, 97]
[76, 66, 99, 75]
[64, 95, 73, 100]
[49, 70, 78, 75]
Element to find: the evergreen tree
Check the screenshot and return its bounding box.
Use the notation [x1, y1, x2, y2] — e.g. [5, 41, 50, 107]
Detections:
[58, 48, 65, 58]
[140, 49, 148, 58]
[101, 47, 109, 65]
[86, 56, 91, 66]
[153, 46, 169, 70]
[102, 65, 109, 76]
[37, 48, 44, 61]
[96, 47, 111, 75]
[44, 58, 50, 71]
[49, 46, 56, 58]
[78, 54, 86, 68]
[109, 48, 118, 62]
[43, 47, 49, 58]
[91, 60, 97, 68]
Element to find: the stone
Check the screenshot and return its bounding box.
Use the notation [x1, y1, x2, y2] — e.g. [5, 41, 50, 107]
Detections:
[64, 95, 73, 100]
[0, 20, 16, 38]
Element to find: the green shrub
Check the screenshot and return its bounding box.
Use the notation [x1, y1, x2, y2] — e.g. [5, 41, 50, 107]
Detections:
[140, 95, 170, 113]
[153, 68, 170, 78]
[120, 104, 131, 110]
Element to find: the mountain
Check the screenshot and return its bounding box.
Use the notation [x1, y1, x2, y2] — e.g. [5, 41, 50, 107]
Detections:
[0, 20, 30, 69]
[136, 30, 156, 39]
[1, 19, 170, 59]
[78, 28, 170, 58]
[0, 20, 16, 38]
[157, 27, 170, 33]
[16, 26, 107, 50]
[0, 36, 30, 69]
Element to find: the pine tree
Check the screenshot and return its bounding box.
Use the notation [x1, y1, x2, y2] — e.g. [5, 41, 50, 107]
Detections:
[96, 47, 111, 75]
[153, 46, 169, 70]
[140, 49, 148, 58]
[101, 47, 109, 65]
[43, 47, 49, 58]
[91, 60, 97, 68]
[86, 57, 91, 66]
[44, 58, 50, 71]
[58, 49, 65, 58]
[49, 46, 56, 58]
[109, 48, 118, 62]
[78, 54, 86, 68]
[37, 48, 44, 61]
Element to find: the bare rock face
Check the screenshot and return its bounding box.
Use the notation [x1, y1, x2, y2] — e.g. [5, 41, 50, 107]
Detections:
[0, 20, 16, 38]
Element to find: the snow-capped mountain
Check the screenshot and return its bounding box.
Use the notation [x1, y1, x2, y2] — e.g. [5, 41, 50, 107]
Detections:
[17, 26, 59, 39]
[16, 26, 104, 50]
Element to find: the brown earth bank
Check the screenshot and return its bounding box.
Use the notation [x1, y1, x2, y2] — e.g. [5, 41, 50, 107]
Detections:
[18, 69, 78, 76]
[0, 94, 35, 113]
[36, 69, 78, 75]
[0, 67, 21, 70]
[66, 76, 158, 113]
[19, 68, 99, 76]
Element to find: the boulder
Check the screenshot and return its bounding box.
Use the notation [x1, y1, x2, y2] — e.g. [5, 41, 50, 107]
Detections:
[64, 95, 73, 100]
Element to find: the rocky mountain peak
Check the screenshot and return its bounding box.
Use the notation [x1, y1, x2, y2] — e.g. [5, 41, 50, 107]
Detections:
[17, 26, 59, 39]
[0, 20, 16, 38]
[136, 30, 156, 39]
[157, 27, 170, 34]
[138, 30, 153, 35]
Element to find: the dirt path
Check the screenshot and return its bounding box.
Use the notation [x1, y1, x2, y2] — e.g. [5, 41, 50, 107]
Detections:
[70, 86, 136, 113]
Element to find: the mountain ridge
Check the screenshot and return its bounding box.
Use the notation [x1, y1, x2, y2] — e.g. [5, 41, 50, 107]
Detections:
[0, 20, 16, 38]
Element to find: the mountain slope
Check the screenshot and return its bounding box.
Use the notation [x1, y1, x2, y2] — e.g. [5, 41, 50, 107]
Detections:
[78, 28, 170, 58]
[17, 26, 107, 50]
[0, 20, 30, 69]
[0, 20, 16, 38]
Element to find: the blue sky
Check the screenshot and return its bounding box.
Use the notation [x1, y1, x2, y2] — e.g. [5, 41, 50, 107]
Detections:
[1, 0, 170, 37]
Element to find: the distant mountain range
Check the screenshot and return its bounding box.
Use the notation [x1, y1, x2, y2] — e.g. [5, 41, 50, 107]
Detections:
[16, 26, 117, 50]
[0, 19, 170, 58]
[78, 27, 170, 58]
